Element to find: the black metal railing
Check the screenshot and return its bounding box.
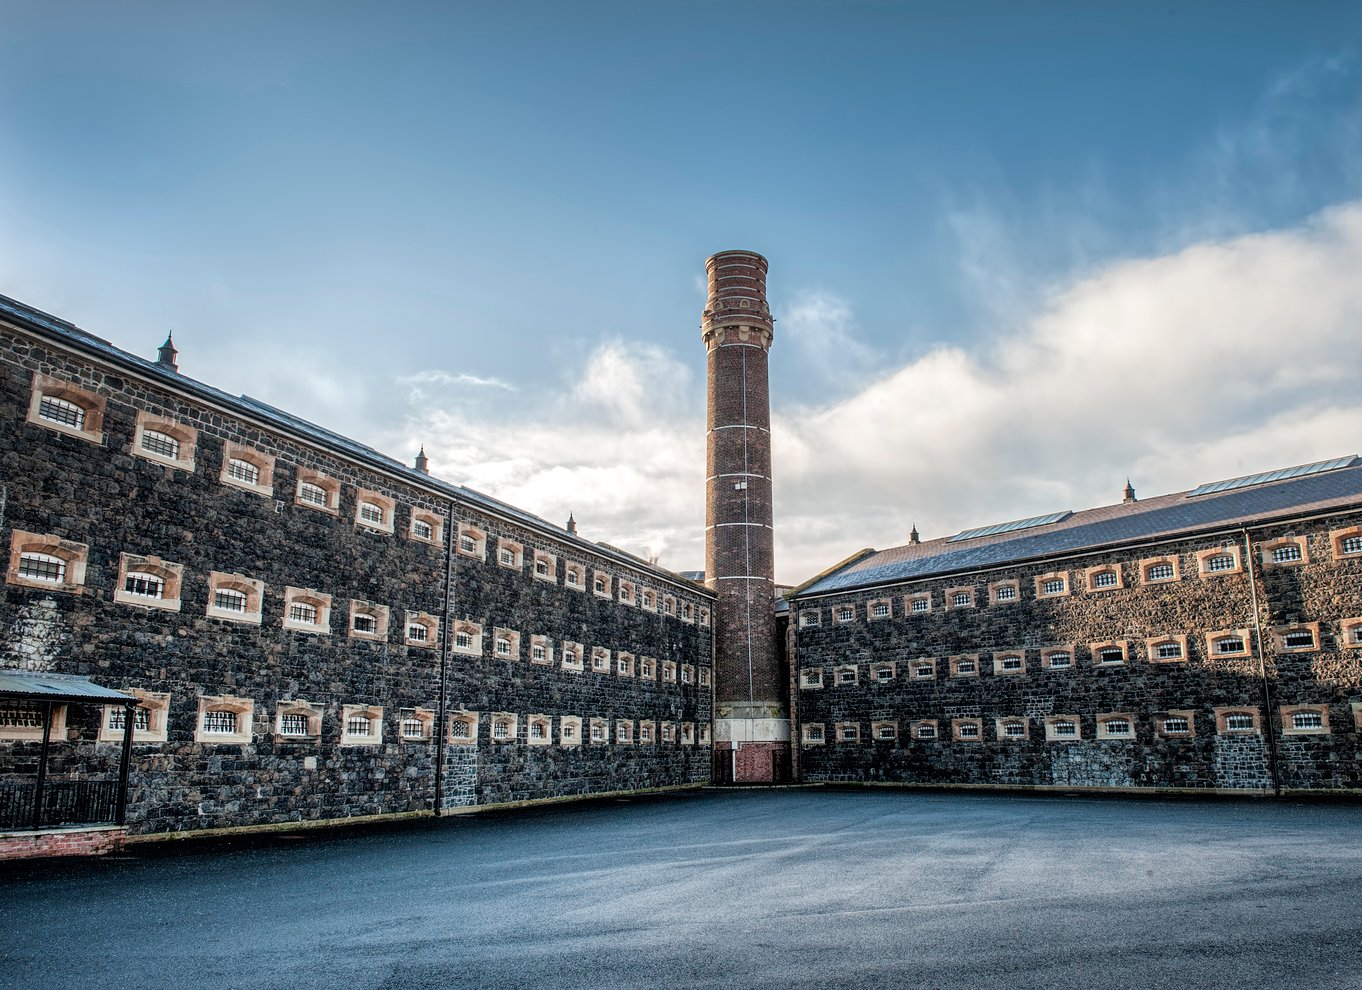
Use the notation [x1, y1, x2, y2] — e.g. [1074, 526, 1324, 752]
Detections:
[0, 779, 120, 830]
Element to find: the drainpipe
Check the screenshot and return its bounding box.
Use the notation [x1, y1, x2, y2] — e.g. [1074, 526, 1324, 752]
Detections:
[1242, 529, 1281, 795]
[433, 499, 456, 815]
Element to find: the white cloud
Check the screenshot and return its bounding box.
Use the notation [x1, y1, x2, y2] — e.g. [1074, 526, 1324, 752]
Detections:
[780, 289, 878, 389]
[399, 370, 517, 391]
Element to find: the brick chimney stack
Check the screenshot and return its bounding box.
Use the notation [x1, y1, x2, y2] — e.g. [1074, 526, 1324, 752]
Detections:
[702, 250, 788, 784]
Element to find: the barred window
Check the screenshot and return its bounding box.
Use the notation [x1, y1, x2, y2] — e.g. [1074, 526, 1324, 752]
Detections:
[875, 725, 895, 740]
[1098, 646, 1125, 664]
[595, 577, 607, 593]
[1091, 570, 1118, 588]
[501, 549, 516, 566]
[279, 713, 310, 736]
[455, 631, 471, 648]
[952, 592, 971, 607]
[213, 588, 248, 613]
[496, 637, 511, 656]
[1041, 578, 1066, 595]
[955, 659, 976, 675]
[1225, 713, 1256, 732]
[1103, 719, 1132, 736]
[999, 655, 1023, 671]
[450, 719, 472, 739]
[140, 428, 180, 459]
[225, 458, 260, 486]
[1283, 630, 1316, 649]
[910, 597, 930, 612]
[1046, 652, 1072, 669]
[407, 622, 429, 643]
[1155, 641, 1184, 660]
[353, 614, 377, 635]
[590, 722, 604, 742]
[1145, 562, 1175, 581]
[459, 535, 476, 553]
[202, 710, 238, 735]
[38, 395, 85, 429]
[411, 518, 433, 540]
[0, 704, 45, 729]
[837, 607, 854, 622]
[529, 721, 547, 740]
[289, 602, 319, 625]
[1271, 544, 1303, 564]
[957, 722, 980, 739]
[1342, 536, 1362, 555]
[915, 724, 937, 739]
[1002, 721, 1026, 738]
[358, 502, 384, 525]
[1052, 720, 1077, 738]
[562, 722, 577, 740]
[534, 559, 549, 576]
[1291, 711, 1323, 730]
[108, 706, 151, 732]
[17, 552, 65, 584]
[839, 726, 857, 741]
[400, 718, 426, 740]
[994, 585, 1017, 602]
[1214, 636, 1245, 655]
[532, 644, 546, 661]
[1162, 716, 1190, 734]
[875, 666, 894, 682]
[492, 719, 510, 740]
[1205, 553, 1237, 572]
[298, 482, 328, 507]
[872, 602, 890, 617]
[838, 669, 856, 684]
[804, 724, 824, 742]
[346, 715, 373, 737]
[915, 662, 934, 678]
[123, 571, 165, 599]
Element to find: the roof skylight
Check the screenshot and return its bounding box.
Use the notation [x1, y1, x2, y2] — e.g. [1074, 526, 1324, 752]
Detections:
[948, 510, 1072, 543]
[1187, 456, 1359, 498]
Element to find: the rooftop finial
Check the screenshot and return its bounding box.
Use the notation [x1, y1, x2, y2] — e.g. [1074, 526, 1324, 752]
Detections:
[909, 524, 920, 545]
[156, 331, 178, 372]
[566, 512, 577, 535]
[414, 446, 429, 474]
[1123, 478, 1137, 503]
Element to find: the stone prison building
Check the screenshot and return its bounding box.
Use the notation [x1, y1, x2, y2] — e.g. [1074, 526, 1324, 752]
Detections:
[2, 250, 1361, 858]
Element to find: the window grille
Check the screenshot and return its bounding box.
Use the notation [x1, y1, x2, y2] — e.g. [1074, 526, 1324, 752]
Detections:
[500, 550, 516, 566]
[595, 578, 607, 593]
[1041, 578, 1066, 595]
[401, 718, 426, 740]
[563, 723, 576, 739]
[203, 710, 238, 734]
[1342, 536, 1362, 555]
[838, 607, 853, 621]
[839, 726, 857, 741]
[593, 652, 608, 670]
[801, 612, 821, 626]
[952, 592, 971, 607]
[568, 570, 582, 586]
[1000, 656, 1023, 670]
[642, 660, 655, 678]
[1155, 641, 1184, 660]
[450, 719, 472, 739]
[915, 663, 934, 677]
[1103, 719, 1132, 736]
[408, 623, 429, 642]
[838, 670, 856, 684]
[532, 644, 546, 661]
[412, 518, 433, 540]
[226, 458, 260, 486]
[995, 585, 1017, 601]
[289, 601, 319, 625]
[1352, 627, 1362, 645]
[1091, 570, 1118, 588]
[353, 614, 377, 635]
[955, 660, 976, 675]
[454, 631, 472, 648]
[123, 572, 165, 599]
[1283, 630, 1316, 649]
[915, 724, 937, 739]
[279, 713, 310, 736]
[140, 429, 180, 459]
[681, 667, 692, 683]
[1098, 647, 1124, 664]
[459, 536, 476, 553]
[346, 715, 373, 737]
[957, 723, 980, 739]
[1205, 553, 1237, 572]
[0, 704, 45, 729]
[1047, 652, 1072, 669]
[876, 726, 895, 739]
[108, 706, 151, 732]
[213, 587, 248, 613]
[910, 597, 930, 612]
[1215, 636, 1245, 655]
[17, 552, 65, 583]
[1225, 713, 1256, 732]
[616, 725, 629, 741]
[359, 502, 384, 525]
[298, 482, 328, 507]
[1291, 711, 1323, 730]
[1162, 717, 1190, 734]
[1003, 722, 1026, 738]
[1271, 543, 1303, 563]
[682, 604, 692, 619]
[875, 667, 894, 681]
[493, 720, 510, 740]
[38, 395, 85, 429]
[496, 637, 512, 655]
[1145, 562, 1175, 581]
[590, 724, 604, 742]
[873, 603, 890, 617]
[640, 725, 653, 742]
[535, 560, 549, 575]
[1052, 720, 1078, 737]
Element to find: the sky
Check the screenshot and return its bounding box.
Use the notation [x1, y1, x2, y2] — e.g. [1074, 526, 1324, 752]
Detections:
[2, 1, 1361, 584]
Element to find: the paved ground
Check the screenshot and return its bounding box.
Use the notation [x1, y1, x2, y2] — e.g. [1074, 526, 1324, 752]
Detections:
[3, 788, 1361, 990]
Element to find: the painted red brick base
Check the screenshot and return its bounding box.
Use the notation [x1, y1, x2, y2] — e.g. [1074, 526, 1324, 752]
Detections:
[733, 742, 791, 784]
[0, 826, 126, 861]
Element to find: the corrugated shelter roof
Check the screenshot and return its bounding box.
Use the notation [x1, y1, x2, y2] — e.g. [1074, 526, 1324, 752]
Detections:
[0, 671, 136, 704]
[796, 458, 1362, 597]
[0, 293, 710, 596]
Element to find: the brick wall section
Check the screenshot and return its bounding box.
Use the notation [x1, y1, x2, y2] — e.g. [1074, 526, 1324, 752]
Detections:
[792, 519, 1362, 792]
[0, 827, 124, 861]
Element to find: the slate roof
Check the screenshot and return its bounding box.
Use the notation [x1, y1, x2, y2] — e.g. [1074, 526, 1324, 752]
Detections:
[796, 458, 1362, 598]
[0, 293, 709, 595]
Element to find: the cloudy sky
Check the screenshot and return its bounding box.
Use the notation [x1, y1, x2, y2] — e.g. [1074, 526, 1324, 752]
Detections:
[3, 1, 1361, 583]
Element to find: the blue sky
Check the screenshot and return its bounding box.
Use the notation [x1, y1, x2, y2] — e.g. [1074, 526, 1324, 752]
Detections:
[3, 1, 1361, 581]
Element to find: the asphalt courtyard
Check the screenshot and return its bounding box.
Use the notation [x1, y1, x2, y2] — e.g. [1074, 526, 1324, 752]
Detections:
[3, 788, 1361, 990]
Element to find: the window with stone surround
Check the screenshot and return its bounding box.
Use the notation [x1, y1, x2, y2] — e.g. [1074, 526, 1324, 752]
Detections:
[526, 714, 552, 746]
[800, 667, 824, 689]
[699, 667, 711, 688]
[801, 722, 825, 746]
[989, 579, 1020, 605]
[615, 719, 634, 744]
[662, 659, 678, 683]
[912, 720, 939, 740]
[496, 538, 524, 571]
[1213, 708, 1261, 735]
[98, 690, 170, 744]
[589, 718, 608, 744]
[559, 715, 582, 746]
[1339, 618, 1362, 650]
[410, 509, 443, 546]
[911, 658, 936, 680]
[1272, 623, 1320, 654]
[952, 718, 983, 742]
[283, 587, 331, 634]
[399, 709, 434, 742]
[206, 571, 264, 625]
[132, 410, 197, 472]
[616, 652, 635, 677]
[0, 702, 66, 742]
[904, 593, 937, 615]
[27, 373, 106, 444]
[456, 523, 487, 560]
[641, 588, 657, 610]
[681, 663, 695, 685]
[532, 550, 557, 583]
[114, 552, 184, 612]
[590, 646, 611, 673]
[490, 712, 518, 743]
[618, 579, 636, 605]
[868, 598, 892, 620]
[1330, 526, 1362, 561]
[354, 489, 395, 534]
[1196, 546, 1243, 577]
[1261, 536, 1308, 570]
[196, 695, 253, 745]
[871, 662, 896, 683]
[1155, 711, 1196, 739]
[639, 655, 657, 680]
[945, 586, 974, 610]
[638, 720, 656, 744]
[662, 594, 677, 616]
[948, 655, 979, 678]
[834, 664, 858, 686]
[1044, 716, 1082, 742]
[451, 619, 484, 656]
[405, 611, 440, 649]
[561, 641, 584, 671]
[699, 606, 711, 627]
[272, 700, 322, 741]
[340, 704, 384, 745]
[447, 711, 479, 744]
[529, 635, 554, 665]
[1090, 640, 1128, 666]
[871, 720, 898, 742]
[660, 721, 676, 744]
[835, 722, 860, 744]
[1281, 705, 1329, 735]
[1146, 634, 1188, 663]
[592, 570, 613, 598]
[992, 652, 1026, 676]
[565, 563, 585, 590]
[681, 601, 695, 623]
[349, 601, 390, 642]
[219, 442, 275, 497]
[1096, 713, 1136, 740]
[294, 468, 340, 514]
[1035, 572, 1070, 599]
[997, 717, 1029, 741]
[1085, 565, 1123, 592]
[6, 530, 89, 594]
[1138, 555, 1180, 585]
[799, 610, 822, 628]
[494, 627, 521, 661]
[681, 722, 696, 746]
[1041, 647, 1074, 671]
[1206, 629, 1251, 658]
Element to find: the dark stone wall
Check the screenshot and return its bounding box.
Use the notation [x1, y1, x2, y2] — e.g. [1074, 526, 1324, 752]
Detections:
[792, 519, 1362, 792]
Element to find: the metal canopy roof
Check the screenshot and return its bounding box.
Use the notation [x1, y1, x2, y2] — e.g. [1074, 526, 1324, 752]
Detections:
[0, 671, 136, 705]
